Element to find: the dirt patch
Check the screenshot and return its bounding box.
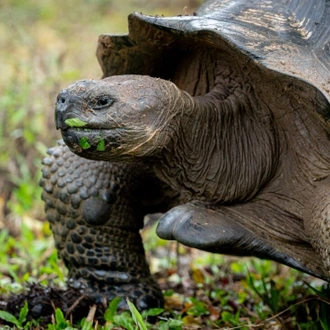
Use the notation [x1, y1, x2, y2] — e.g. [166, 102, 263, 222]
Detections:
[0, 284, 108, 328]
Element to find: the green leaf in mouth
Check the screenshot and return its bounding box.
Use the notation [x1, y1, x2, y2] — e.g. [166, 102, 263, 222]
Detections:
[65, 118, 87, 127]
[79, 137, 91, 149]
[97, 138, 105, 151]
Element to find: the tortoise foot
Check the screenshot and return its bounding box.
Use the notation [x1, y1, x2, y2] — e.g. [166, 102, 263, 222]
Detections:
[67, 277, 164, 311]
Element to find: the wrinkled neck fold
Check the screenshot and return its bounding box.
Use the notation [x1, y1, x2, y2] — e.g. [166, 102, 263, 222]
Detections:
[154, 86, 280, 204]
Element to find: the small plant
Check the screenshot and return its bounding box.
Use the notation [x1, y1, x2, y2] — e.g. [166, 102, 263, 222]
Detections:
[0, 300, 28, 329]
[48, 308, 77, 330]
[126, 299, 148, 330]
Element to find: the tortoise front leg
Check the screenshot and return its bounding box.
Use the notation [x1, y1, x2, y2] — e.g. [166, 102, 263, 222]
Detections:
[157, 201, 319, 277]
[40, 141, 163, 310]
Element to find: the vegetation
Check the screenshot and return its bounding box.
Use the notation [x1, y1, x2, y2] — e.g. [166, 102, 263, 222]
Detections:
[1, 224, 330, 329]
[1, 0, 330, 329]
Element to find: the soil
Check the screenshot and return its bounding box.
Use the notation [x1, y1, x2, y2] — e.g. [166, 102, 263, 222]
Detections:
[0, 284, 108, 328]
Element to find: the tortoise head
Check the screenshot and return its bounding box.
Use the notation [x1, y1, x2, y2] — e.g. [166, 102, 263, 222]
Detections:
[55, 75, 188, 161]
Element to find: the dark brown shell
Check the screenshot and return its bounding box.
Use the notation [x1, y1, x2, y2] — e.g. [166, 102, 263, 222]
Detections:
[96, 0, 330, 123]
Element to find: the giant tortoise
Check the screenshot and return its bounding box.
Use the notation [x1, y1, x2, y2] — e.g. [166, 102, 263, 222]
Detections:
[41, 0, 330, 310]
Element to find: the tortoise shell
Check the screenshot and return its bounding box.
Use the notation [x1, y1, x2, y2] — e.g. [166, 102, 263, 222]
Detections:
[97, 0, 330, 120]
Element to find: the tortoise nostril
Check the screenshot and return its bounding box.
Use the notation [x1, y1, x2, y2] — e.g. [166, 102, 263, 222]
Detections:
[57, 93, 69, 105]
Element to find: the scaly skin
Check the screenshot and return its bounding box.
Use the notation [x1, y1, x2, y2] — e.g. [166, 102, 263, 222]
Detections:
[40, 140, 170, 310]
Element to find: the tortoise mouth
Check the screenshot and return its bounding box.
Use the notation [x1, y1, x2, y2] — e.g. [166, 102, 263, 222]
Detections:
[60, 127, 122, 155]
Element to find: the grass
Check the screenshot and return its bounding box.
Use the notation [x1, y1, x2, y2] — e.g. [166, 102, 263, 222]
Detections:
[1, 223, 330, 329]
[1, 0, 330, 329]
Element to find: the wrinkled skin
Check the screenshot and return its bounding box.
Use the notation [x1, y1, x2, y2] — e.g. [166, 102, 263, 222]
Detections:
[40, 140, 178, 310]
[54, 72, 330, 281]
[56, 75, 279, 204]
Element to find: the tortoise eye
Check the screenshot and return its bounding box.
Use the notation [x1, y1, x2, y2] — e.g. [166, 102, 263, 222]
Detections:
[93, 96, 114, 110]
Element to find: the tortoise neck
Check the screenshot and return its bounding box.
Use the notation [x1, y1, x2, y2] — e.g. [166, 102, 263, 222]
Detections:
[154, 86, 280, 204]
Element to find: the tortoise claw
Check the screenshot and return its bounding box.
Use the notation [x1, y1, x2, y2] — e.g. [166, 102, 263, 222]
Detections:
[156, 206, 193, 241]
[157, 202, 255, 254]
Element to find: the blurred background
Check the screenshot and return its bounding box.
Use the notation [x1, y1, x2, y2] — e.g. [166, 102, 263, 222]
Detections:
[0, 0, 201, 232]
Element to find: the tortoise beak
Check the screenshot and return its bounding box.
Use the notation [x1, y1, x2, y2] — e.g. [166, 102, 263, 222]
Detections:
[55, 91, 71, 130]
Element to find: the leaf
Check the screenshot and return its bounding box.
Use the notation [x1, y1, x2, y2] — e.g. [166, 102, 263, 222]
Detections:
[142, 308, 164, 318]
[104, 297, 121, 322]
[192, 268, 205, 285]
[64, 118, 87, 127]
[157, 319, 184, 330]
[157, 321, 170, 330]
[0, 310, 21, 328]
[182, 315, 202, 326]
[186, 298, 209, 316]
[126, 298, 148, 330]
[81, 319, 93, 330]
[81, 305, 96, 330]
[79, 137, 91, 149]
[113, 313, 135, 330]
[97, 138, 105, 151]
[269, 281, 280, 313]
[18, 300, 28, 324]
[164, 294, 183, 310]
[167, 319, 184, 327]
[54, 308, 70, 328]
[221, 311, 233, 323]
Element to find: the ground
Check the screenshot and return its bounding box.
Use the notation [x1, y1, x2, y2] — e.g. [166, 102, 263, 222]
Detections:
[1, 222, 330, 329]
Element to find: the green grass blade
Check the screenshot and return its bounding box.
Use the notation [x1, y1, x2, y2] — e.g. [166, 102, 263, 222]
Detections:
[104, 297, 122, 322]
[142, 308, 164, 318]
[81, 319, 93, 330]
[18, 300, 28, 324]
[55, 308, 66, 324]
[113, 313, 135, 330]
[126, 298, 148, 330]
[0, 310, 21, 328]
